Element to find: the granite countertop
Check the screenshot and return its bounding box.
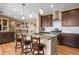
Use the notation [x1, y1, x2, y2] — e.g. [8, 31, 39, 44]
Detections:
[32, 34, 57, 40]
[39, 31, 50, 34]
[61, 32, 79, 34]
[40, 30, 61, 33]
[50, 30, 61, 32]
[41, 34, 57, 40]
[39, 31, 61, 36]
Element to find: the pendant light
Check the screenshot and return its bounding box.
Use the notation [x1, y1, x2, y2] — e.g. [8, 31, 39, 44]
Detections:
[29, 12, 33, 18]
[22, 3, 25, 20]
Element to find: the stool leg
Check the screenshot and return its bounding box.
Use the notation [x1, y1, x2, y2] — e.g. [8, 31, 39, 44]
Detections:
[15, 42, 18, 52]
[21, 42, 22, 48]
[32, 49, 35, 55]
[21, 48, 23, 55]
[43, 50, 44, 55]
[20, 42, 23, 55]
[38, 51, 40, 55]
[30, 44, 32, 52]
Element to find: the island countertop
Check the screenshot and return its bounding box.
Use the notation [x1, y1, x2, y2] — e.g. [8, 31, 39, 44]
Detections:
[32, 34, 57, 40]
[40, 34, 57, 40]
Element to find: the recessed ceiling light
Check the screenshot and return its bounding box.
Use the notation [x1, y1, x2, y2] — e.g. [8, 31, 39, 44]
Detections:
[7, 13, 10, 15]
[13, 8, 17, 11]
[14, 16, 16, 18]
[39, 9, 43, 15]
[29, 12, 33, 18]
[22, 16, 25, 20]
[50, 4, 54, 7]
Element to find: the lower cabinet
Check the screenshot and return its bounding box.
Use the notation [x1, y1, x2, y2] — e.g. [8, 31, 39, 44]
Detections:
[0, 32, 15, 44]
[58, 33, 79, 48]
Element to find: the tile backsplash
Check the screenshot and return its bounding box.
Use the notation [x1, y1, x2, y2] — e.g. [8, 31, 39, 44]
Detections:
[44, 20, 79, 34]
[62, 27, 79, 34]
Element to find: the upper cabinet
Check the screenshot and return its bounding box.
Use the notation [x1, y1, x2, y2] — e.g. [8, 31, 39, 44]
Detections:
[0, 18, 9, 32]
[62, 8, 79, 27]
[0, 17, 21, 32]
[40, 14, 52, 27]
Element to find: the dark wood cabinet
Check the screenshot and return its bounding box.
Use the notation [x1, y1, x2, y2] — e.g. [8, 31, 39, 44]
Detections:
[40, 14, 52, 27]
[0, 32, 15, 44]
[58, 33, 79, 48]
[62, 8, 79, 27]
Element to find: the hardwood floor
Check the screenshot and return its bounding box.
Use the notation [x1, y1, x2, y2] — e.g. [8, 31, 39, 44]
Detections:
[0, 42, 15, 55]
[0, 42, 32, 55]
[0, 42, 19, 55]
[57, 45, 79, 55]
[0, 42, 79, 55]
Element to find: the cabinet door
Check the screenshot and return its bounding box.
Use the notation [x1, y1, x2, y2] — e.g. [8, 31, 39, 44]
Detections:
[41, 14, 52, 27]
[70, 10, 79, 26]
[41, 16, 45, 27]
[2, 19, 9, 31]
[62, 12, 70, 27]
[47, 15, 52, 27]
[62, 8, 79, 27]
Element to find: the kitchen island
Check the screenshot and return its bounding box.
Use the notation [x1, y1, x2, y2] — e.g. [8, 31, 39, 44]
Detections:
[32, 34, 57, 55]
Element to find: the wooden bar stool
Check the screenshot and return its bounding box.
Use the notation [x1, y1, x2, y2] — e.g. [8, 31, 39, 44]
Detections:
[31, 35, 45, 55]
[21, 34, 32, 55]
[15, 33, 22, 52]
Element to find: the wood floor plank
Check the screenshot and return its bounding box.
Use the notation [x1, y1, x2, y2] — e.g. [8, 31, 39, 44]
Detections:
[57, 45, 79, 55]
[0, 42, 79, 55]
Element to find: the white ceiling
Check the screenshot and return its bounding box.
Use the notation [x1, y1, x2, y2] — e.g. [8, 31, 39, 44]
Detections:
[0, 3, 79, 20]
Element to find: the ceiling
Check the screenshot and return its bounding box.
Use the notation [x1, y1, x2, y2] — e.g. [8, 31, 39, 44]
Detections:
[0, 3, 79, 20]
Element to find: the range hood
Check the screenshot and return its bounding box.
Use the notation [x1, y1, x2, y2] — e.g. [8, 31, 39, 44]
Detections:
[53, 11, 61, 20]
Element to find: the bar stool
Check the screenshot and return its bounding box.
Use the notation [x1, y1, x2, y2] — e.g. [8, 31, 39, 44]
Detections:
[31, 35, 45, 55]
[21, 34, 32, 55]
[15, 33, 22, 52]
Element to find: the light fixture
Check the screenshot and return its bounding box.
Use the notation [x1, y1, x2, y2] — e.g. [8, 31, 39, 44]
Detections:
[29, 12, 33, 18]
[39, 8, 43, 15]
[50, 4, 54, 7]
[7, 13, 10, 15]
[22, 16, 25, 19]
[22, 3, 25, 20]
[14, 16, 16, 18]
